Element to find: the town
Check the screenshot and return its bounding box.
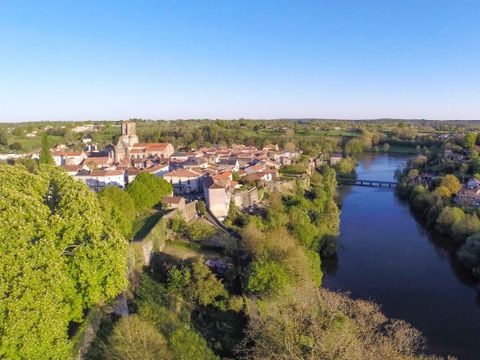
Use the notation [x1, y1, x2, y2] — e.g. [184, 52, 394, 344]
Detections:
[16, 121, 340, 220]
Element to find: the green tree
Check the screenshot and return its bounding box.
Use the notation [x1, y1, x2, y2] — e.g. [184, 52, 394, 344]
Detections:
[247, 259, 289, 297]
[99, 186, 137, 238]
[197, 200, 207, 216]
[127, 173, 173, 211]
[167, 258, 226, 307]
[435, 206, 464, 235]
[458, 233, 480, 278]
[463, 132, 478, 149]
[0, 165, 127, 359]
[0, 129, 8, 146]
[39, 133, 54, 165]
[170, 326, 219, 360]
[105, 315, 171, 360]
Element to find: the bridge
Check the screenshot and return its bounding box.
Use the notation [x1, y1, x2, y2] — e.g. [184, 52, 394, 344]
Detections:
[337, 177, 398, 188]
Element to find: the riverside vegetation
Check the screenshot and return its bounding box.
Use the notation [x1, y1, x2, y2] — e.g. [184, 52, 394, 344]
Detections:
[398, 132, 480, 281]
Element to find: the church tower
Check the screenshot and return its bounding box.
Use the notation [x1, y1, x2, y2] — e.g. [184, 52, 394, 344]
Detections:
[114, 121, 139, 163]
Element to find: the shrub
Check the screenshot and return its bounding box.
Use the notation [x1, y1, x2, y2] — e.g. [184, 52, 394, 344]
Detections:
[247, 259, 289, 297]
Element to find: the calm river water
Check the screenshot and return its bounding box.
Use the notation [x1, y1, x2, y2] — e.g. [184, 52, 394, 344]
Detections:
[322, 153, 480, 360]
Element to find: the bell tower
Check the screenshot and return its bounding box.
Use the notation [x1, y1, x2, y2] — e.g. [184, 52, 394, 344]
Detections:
[122, 121, 136, 136]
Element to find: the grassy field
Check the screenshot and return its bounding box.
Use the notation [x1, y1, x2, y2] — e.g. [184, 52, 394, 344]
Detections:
[386, 144, 419, 154]
[132, 209, 164, 241]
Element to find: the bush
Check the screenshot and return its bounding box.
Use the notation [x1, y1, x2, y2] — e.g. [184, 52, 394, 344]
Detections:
[167, 258, 227, 307]
[247, 259, 289, 297]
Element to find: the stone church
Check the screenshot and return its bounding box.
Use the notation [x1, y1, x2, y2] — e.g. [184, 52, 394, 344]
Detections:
[114, 121, 174, 163]
[114, 121, 139, 163]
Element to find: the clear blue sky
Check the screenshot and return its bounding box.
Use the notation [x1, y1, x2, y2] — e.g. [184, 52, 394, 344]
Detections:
[1, 0, 479, 122]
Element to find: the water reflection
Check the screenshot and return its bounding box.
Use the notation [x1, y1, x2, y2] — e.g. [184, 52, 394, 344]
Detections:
[323, 153, 480, 360]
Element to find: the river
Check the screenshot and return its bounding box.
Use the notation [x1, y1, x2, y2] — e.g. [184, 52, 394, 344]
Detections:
[322, 153, 480, 360]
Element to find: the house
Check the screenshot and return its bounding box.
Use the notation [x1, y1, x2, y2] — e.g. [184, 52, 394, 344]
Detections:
[126, 168, 141, 184]
[203, 176, 231, 220]
[181, 157, 209, 169]
[456, 188, 480, 207]
[263, 144, 279, 152]
[244, 172, 273, 183]
[131, 158, 154, 169]
[329, 153, 343, 165]
[144, 162, 170, 177]
[60, 165, 82, 176]
[211, 171, 233, 187]
[52, 150, 87, 166]
[163, 169, 203, 194]
[82, 156, 113, 169]
[278, 156, 292, 166]
[467, 178, 480, 189]
[162, 196, 186, 210]
[72, 124, 96, 133]
[245, 164, 266, 174]
[217, 158, 240, 171]
[170, 152, 190, 162]
[77, 169, 125, 192]
[130, 143, 175, 160]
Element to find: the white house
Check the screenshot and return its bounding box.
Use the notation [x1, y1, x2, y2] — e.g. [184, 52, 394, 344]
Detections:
[52, 151, 87, 166]
[77, 169, 125, 192]
[144, 162, 170, 177]
[163, 169, 203, 194]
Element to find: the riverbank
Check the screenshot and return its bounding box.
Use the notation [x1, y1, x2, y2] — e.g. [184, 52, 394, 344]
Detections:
[398, 155, 480, 281]
[323, 153, 480, 360]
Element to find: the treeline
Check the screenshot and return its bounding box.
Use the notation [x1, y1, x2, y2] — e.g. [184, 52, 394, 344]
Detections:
[399, 152, 480, 280]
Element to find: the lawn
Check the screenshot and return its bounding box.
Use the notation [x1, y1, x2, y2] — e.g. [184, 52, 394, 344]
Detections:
[132, 209, 164, 241]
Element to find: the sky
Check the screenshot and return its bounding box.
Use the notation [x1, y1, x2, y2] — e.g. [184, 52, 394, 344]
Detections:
[1, 0, 480, 122]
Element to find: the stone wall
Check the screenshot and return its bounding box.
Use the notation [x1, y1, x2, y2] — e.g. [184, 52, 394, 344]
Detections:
[163, 200, 198, 222]
[266, 177, 310, 192]
[232, 187, 259, 209]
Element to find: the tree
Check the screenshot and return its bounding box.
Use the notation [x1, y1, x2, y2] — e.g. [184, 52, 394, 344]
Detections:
[458, 233, 480, 278]
[344, 138, 365, 154]
[197, 200, 207, 216]
[39, 134, 54, 165]
[463, 132, 478, 149]
[435, 206, 464, 235]
[0, 165, 127, 358]
[98, 186, 137, 231]
[127, 172, 173, 211]
[240, 287, 429, 360]
[0, 129, 8, 146]
[170, 326, 219, 360]
[247, 259, 289, 297]
[436, 174, 461, 197]
[105, 315, 171, 360]
[167, 258, 226, 307]
[283, 141, 296, 152]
